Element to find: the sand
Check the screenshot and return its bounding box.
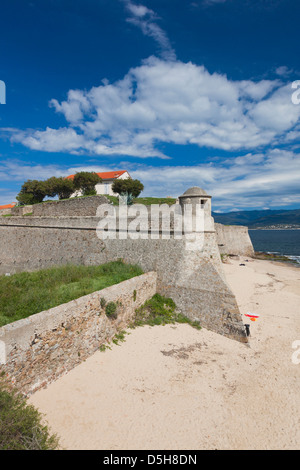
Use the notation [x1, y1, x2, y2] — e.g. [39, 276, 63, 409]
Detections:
[28, 257, 300, 450]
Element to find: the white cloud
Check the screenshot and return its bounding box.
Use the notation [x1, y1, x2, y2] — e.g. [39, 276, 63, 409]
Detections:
[12, 127, 87, 154]
[10, 57, 300, 158]
[1, 147, 299, 210]
[275, 66, 293, 77]
[128, 148, 300, 209]
[123, 1, 176, 61]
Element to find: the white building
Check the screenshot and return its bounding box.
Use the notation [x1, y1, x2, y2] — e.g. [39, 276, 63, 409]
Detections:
[67, 170, 131, 196]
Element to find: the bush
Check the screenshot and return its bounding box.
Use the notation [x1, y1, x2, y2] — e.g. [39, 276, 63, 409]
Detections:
[0, 381, 59, 450]
[132, 294, 201, 329]
[105, 301, 118, 319]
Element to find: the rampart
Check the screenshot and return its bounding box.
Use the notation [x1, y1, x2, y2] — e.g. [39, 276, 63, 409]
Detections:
[215, 223, 254, 257]
[0, 215, 249, 344]
[0, 272, 157, 395]
[11, 205, 33, 216]
[32, 195, 109, 217]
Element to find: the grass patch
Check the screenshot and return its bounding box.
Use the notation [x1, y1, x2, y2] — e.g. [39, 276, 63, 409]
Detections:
[0, 380, 59, 450]
[106, 196, 176, 206]
[99, 295, 201, 353]
[130, 293, 201, 330]
[0, 261, 143, 327]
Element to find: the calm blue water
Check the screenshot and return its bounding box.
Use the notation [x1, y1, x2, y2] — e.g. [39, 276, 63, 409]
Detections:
[248, 230, 300, 264]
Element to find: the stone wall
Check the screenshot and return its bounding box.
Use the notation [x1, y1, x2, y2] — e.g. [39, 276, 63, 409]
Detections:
[0, 272, 157, 396]
[0, 208, 13, 216]
[215, 223, 254, 257]
[32, 195, 109, 217]
[11, 205, 33, 216]
[0, 217, 248, 343]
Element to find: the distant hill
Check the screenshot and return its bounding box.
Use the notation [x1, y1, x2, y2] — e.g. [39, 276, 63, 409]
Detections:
[212, 209, 300, 228]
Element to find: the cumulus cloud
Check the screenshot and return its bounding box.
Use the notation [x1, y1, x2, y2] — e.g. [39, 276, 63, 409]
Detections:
[10, 57, 300, 158]
[2, 146, 299, 209]
[129, 148, 300, 209]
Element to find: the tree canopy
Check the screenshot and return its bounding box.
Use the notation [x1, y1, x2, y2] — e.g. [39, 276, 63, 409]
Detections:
[73, 172, 102, 196]
[112, 178, 144, 204]
[16, 172, 103, 205]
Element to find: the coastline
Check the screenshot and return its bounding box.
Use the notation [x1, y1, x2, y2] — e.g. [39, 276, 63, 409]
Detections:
[28, 256, 300, 450]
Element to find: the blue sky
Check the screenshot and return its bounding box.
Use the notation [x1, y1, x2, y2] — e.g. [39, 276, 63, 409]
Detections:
[0, 0, 299, 211]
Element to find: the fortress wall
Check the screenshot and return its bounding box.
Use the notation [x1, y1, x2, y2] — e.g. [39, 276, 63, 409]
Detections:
[0, 208, 13, 216]
[215, 223, 254, 257]
[11, 205, 33, 216]
[0, 272, 157, 395]
[32, 195, 109, 217]
[0, 218, 248, 343]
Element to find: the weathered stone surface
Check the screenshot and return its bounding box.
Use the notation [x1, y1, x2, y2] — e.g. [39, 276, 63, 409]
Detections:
[215, 223, 254, 257]
[0, 272, 157, 396]
[0, 197, 252, 352]
[32, 196, 109, 217]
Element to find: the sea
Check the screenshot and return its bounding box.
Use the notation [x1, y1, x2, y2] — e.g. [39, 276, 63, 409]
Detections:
[248, 229, 300, 265]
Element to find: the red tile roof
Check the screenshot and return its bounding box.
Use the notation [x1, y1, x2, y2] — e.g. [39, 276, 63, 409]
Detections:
[0, 203, 16, 210]
[66, 170, 127, 181]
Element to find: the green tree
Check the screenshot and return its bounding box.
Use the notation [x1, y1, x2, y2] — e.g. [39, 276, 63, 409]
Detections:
[16, 180, 48, 205]
[112, 178, 144, 205]
[45, 177, 75, 200]
[73, 172, 102, 196]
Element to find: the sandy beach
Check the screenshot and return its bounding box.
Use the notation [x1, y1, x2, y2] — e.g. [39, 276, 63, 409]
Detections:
[28, 257, 300, 450]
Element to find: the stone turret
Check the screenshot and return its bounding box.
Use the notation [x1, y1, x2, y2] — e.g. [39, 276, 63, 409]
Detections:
[178, 186, 214, 232]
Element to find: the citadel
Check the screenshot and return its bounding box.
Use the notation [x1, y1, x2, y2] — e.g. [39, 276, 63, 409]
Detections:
[0, 187, 254, 394]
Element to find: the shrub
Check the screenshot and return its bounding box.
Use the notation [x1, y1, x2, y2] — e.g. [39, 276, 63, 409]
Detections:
[105, 301, 118, 319]
[132, 294, 201, 330]
[0, 381, 59, 450]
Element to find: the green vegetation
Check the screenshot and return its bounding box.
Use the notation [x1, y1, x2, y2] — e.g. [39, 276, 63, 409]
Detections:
[105, 301, 118, 319]
[106, 195, 176, 206]
[99, 294, 201, 353]
[16, 172, 102, 205]
[0, 379, 59, 450]
[112, 330, 128, 345]
[0, 261, 143, 327]
[130, 293, 201, 330]
[44, 176, 75, 200]
[73, 172, 102, 197]
[99, 343, 111, 352]
[112, 178, 144, 205]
